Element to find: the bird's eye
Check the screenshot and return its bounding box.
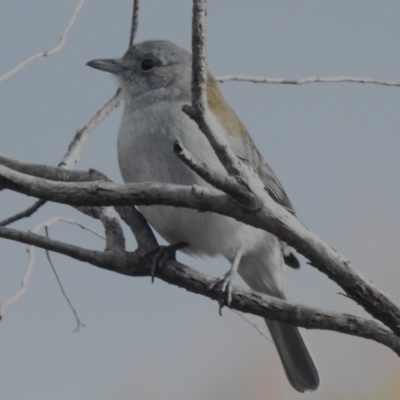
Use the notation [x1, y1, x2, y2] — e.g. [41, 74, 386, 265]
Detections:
[141, 59, 155, 71]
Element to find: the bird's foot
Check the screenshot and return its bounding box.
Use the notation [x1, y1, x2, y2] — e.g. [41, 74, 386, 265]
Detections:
[150, 242, 188, 283]
[208, 269, 236, 315]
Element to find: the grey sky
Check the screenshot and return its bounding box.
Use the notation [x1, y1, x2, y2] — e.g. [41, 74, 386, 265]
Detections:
[1, 1, 399, 399]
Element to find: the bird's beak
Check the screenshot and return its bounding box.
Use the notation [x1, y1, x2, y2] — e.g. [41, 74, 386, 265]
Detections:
[86, 58, 125, 74]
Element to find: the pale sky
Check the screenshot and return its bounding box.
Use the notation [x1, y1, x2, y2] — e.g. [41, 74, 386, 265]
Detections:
[1, 1, 400, 399]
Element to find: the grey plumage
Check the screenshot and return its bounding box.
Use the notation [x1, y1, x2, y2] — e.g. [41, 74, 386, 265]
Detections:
[87, 40, 319, 392]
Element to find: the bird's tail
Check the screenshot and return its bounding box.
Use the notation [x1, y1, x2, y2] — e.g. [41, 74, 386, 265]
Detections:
[265, 319, 319, 392]
[237, 243, 320, 393]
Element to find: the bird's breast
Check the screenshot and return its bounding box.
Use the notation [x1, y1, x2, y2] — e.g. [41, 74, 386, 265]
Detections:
[117, 101, 225, 186]
[116, 101, 265, 257]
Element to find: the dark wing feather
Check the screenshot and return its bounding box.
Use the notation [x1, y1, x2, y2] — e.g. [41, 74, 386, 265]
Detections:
[256, 156, 294, 212]
[257, 154, 300, 269]
[223, 127, 300, 269]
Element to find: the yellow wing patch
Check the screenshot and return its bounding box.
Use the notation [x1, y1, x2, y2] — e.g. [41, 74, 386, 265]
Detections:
[206, 71, 251, 140]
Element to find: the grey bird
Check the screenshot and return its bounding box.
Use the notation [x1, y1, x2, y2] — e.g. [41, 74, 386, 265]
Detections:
[87, 40, 320, 393]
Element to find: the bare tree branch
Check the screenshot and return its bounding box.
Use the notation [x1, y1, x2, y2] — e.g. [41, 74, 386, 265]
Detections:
[0, 160, 399, 336]
[217, 74, 400, 87]
[0, 89, 122, 226]
[0, 154, 126, 251]
[59, 0, 140, 171]
[0, 199, 45, 227]
[182, 0, 269, 211]
[158, 261, 400, 355]
[88, 206, 125, 251]
[0, 215, 69, 318]
[114, 205, 158, 253]
[1, 208, 133, 320]
[44, 226, 85, 330]
[0, 0, 138, 227]
[129, 0, 140, 48]
[0, 0, 86, 83]
[58, 90, 123, 169]
[0, 224, 134, 274]
[189, 0, 208, 113]
[0, 153, 130, 256]
[59, 216, 106, 240]
[182, 0, 243, 178]
[0, 89, 120, 226]
[57, 215, 135, 251]
[173, 140, 255, 207]
[0, 221, 399, 355]
[0, 153, 107, 183]
[231, 310, 272, 341]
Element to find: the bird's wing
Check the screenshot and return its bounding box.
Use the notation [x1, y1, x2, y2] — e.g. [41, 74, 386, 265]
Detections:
[219, 121, 295, 212]
[206, 72, 299, 267]
[256, 155, 295, 212]
[206, 72, 294, 211]
[233, 140, 300, 269]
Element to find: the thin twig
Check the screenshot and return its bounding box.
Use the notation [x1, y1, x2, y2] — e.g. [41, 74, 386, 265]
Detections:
[190, 0, 208, 112]
[0, 0, 89, 225]
[0, 212, 129, 320]
[59, 89, 123, 169]
[183, 0, 241, 177]
[216, 74, 400, 87]
[183, 0, 267, 201]
[0, 0, 139, 320]
[231, 309, 272, 341]
[0, 210, 138, 319]
[44, 226, 85, 330]
[0, 215, 62, 318]
[173, 139, 256, 207]
[59, 216, 105, 241]
[0, 0, 86, 83]
[0, 199, 46, 227]
[0, 243, 35, 320]
[128, 0, 140, 47]
[0, 88, 122, 226]
[0, 0, 130, 225]
[58, 216, 135, 251]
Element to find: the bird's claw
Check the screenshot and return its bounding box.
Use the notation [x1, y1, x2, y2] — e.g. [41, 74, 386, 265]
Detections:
[208, 270, 236, 315]
[150, 242, 188, 283]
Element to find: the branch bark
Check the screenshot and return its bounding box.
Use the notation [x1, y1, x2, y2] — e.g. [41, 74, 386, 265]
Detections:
[0, 222, 398, 355]
[128, 0, 140, 48]
[0, 160, 399, 337]
[217, 74, 400, 87]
